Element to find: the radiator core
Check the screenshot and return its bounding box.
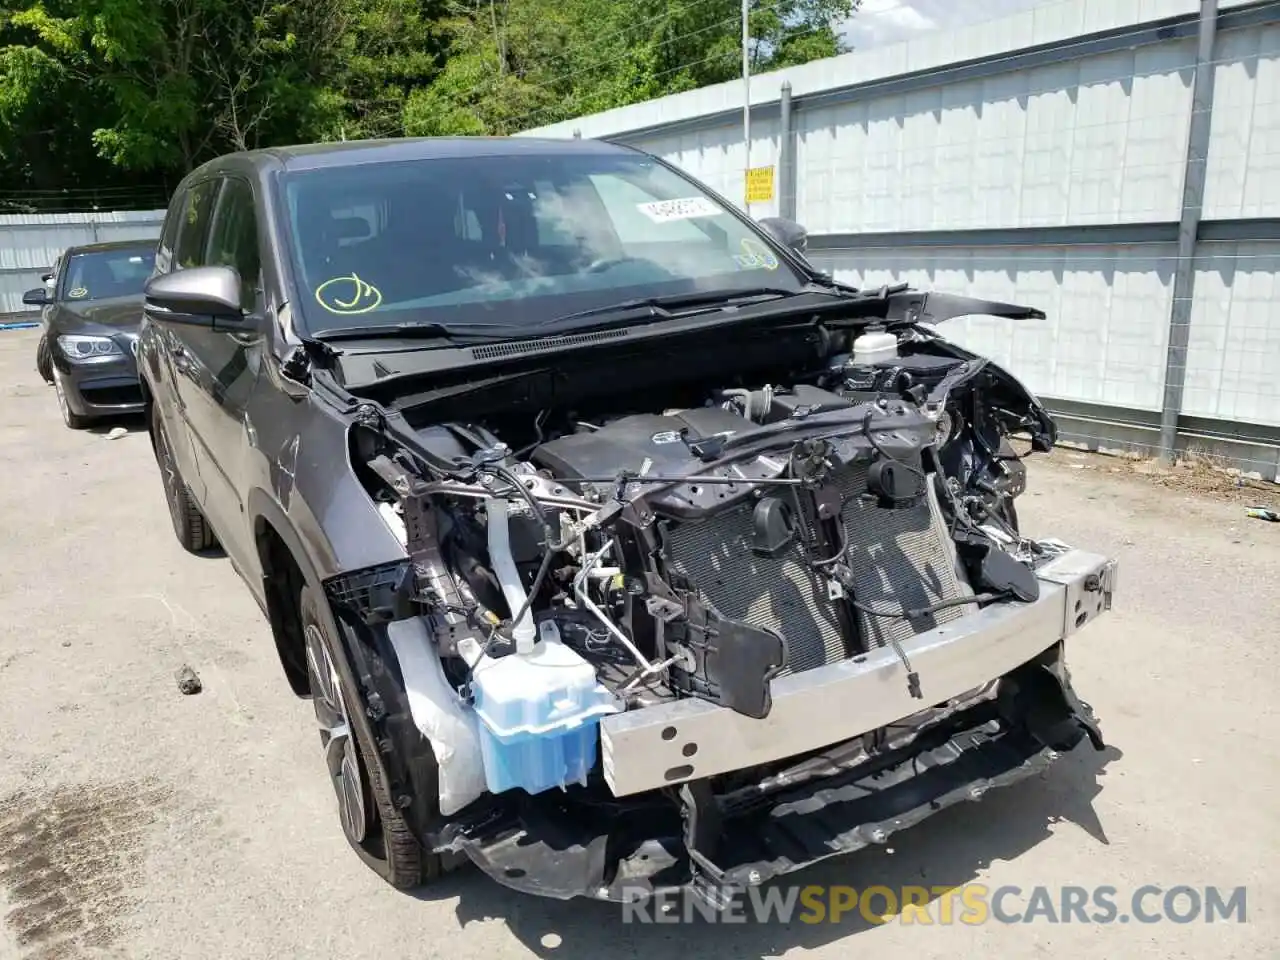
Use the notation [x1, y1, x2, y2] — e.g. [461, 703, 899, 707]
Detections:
[661, 465, 974, 675]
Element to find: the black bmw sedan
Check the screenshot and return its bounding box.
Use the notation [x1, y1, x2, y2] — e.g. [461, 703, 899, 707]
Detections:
[26, 239, 157, 429]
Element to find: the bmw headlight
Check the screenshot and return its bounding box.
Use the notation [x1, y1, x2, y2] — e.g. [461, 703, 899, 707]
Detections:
[56, 334, 122, 361]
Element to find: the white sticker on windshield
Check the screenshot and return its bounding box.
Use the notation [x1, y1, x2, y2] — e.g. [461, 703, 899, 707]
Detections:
[636, 197, 723, 223]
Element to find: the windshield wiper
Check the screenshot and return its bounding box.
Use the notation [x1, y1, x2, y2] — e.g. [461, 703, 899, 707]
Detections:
[313, 321, 524, 344]
[314, 286, 827, 345]
[531, 287, 806, 330]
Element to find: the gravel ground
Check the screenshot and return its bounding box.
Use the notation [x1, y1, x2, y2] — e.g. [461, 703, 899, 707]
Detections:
[0, 326, 1276, 960]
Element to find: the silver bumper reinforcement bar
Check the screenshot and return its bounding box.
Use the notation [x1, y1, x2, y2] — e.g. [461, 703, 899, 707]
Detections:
[600, 548, 1117, 797]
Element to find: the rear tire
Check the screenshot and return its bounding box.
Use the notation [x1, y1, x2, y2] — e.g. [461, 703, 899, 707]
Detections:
[151, 403, 217, 552]
[299, 586, 440, 889]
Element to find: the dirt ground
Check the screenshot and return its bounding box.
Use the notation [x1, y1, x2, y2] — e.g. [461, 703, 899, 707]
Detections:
[0, 326, 1276, 960]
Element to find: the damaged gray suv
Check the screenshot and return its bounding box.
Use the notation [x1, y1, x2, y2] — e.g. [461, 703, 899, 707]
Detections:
[137, 136, 1117, 906]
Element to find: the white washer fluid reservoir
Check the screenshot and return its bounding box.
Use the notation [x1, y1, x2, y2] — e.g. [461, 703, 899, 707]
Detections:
[470, 632, 620, 795]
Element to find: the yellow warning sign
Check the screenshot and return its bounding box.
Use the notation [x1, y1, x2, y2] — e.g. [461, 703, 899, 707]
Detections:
[745, 165, 775, 204]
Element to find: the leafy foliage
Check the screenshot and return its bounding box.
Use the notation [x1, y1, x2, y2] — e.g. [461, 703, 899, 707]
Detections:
[0, 0, 857, 203]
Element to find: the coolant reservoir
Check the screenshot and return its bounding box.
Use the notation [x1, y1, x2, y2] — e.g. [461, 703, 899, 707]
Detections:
[851, 325, 899, 366]
[470, 630, 620, 795]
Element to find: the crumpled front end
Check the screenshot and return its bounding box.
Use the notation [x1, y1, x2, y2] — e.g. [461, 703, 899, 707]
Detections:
[434, 548, 1114, 906]
[331, 306, 1120, 907]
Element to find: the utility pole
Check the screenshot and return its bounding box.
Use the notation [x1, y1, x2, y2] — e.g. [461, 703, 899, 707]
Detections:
[742, 0, 751, 214]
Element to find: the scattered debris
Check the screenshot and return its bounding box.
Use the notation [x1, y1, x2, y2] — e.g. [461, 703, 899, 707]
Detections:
[1246, 507, 1279, 523]
[105, 426, 128, 440]
[1047, 447, 1279, 505]
[174, 665, 202, 695]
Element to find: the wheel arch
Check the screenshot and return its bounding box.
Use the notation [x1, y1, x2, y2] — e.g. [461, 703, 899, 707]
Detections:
[248, 489, 439, 884]
[248, 488, 329, 697]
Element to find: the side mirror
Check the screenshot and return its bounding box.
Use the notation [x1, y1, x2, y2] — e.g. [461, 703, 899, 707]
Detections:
[144, 265, 244, 326]
[22, 288, 48, 306]
[757, 216, 809, 257]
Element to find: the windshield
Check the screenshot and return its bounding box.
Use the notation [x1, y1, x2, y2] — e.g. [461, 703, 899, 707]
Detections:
[277, 151, 806, 335]
[59, 247, 157, 303]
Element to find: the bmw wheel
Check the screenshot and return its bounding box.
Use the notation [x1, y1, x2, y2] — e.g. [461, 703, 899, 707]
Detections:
[36, 334, 53, 384]
[52, 370, 91, 430]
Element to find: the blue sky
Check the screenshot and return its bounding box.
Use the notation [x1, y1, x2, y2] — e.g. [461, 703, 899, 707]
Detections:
[840, 0, 1048, 47]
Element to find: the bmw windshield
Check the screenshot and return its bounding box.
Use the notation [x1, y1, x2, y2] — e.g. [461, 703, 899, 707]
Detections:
[276, 150, 809, 336]
[59, 246, 156, 303]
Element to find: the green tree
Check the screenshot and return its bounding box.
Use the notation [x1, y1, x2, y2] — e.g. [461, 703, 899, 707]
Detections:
[2, 0, 861, 199]
[316, 0, 449, 141]
[405, 0, 859, 136]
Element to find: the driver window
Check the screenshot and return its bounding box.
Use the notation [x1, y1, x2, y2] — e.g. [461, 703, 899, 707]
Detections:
[173, 179, 217, 270]
[205, 178, 262, 310]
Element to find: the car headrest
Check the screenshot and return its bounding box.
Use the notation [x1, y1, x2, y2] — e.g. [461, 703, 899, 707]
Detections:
[330, 215, 370, 241]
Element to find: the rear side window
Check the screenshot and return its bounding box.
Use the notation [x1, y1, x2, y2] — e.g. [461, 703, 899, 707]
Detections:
[173, 179, 218, 269]
[155, 189, 185, 274]
[205, 178, 262, 309]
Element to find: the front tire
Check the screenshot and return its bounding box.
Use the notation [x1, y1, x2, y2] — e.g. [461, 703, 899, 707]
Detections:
[299, 586, 439, 889]
[36, 334, 53, 384]
[151, 404, 217, 552]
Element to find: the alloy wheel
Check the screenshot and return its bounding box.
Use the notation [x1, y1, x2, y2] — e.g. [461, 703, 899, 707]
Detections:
[53, 373, 70, 425]
[304, 623, 368, 844]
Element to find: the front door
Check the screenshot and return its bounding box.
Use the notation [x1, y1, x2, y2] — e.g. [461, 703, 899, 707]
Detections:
[167, 176, 265, 574]
[148, 181, 215, 507]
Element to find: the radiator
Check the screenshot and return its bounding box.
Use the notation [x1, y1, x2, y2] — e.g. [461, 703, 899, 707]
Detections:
[834, 465, 975, 650]
[661, 465, 974, 675]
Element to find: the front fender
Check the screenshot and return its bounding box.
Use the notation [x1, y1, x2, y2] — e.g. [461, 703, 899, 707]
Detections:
[245, 483, 405, 827]
[248, 381, 405, 581]
[919, 330, 1057, 452]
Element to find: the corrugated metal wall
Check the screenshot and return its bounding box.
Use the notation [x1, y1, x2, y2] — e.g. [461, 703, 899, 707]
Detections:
[0, 210, 164, 314]
[520, 0, 1280, 477]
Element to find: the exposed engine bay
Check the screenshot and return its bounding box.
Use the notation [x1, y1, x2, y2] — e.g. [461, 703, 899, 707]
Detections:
[330, 309, 1117, 906]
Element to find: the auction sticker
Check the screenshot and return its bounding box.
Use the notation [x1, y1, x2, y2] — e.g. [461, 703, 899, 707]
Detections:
[636, 197, 723, 223]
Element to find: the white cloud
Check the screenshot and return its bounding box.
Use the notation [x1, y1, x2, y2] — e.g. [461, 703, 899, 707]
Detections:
[841, 0, 1048, 48]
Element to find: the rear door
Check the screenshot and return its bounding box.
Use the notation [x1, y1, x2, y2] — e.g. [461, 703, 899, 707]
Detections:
[168, 175, 265, 573]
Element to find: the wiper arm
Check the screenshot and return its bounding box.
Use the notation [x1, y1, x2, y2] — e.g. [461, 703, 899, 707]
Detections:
[313, 321, 522, 344]
[531, 287, 805, 330]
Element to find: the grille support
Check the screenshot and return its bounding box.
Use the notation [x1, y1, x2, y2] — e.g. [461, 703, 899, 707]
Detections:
[661, 465, 974, 677]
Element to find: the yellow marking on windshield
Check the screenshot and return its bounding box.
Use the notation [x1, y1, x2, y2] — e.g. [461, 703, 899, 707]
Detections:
[67, 287, 88, 298]
[315, 273, 382, 314]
